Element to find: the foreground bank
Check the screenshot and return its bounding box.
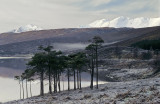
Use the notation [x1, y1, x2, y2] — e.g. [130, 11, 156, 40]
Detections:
[5, 77, 160, 104]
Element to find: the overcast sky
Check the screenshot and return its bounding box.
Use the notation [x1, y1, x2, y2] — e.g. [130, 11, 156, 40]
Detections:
[0, 0, 160, 33]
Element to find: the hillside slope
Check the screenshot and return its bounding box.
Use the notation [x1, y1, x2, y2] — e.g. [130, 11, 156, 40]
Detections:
[0, 26, 159, 45]
[5, 78, 160, 104]
[113, 26, 160, 46]
[0, 26, 160, 55]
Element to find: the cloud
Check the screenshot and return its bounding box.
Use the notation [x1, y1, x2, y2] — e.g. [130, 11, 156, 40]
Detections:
[0, 0, 86, 32]
[90, 0, 112, 6]
[0, 0, 159, 33]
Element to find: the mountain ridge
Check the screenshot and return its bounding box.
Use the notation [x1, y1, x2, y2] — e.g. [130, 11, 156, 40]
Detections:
[9, 24, 42, 33]
[86, 16, 160, 28]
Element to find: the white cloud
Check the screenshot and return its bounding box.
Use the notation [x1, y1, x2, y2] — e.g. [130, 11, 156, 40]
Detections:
[90, 0, 112, 6]
[0, 0, 86, 32]
[0, 0, 159, 33]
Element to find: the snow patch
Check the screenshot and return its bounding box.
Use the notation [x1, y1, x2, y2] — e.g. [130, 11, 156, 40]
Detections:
[10, 24, 42, 33]
[85, 16, 160, 28]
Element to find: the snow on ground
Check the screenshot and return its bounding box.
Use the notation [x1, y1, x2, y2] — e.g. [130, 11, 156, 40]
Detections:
[10, 24, 42, 33]
[101, 68, 151, 81]
[98, 58, 153, 82]
[86, 16, 160, 28]
[111, 68, 149, 77]
[5, 78, 160, 104]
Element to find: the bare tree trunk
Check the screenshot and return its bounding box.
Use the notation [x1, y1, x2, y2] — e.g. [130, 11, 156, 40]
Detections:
[77, 70, 79, 89]
[91, 53, 94, 90]
[30, 81, 32, 97]
[49, 66, 52, 94]
[88, 60, 92, 89]
[54, 73, 56, 93]
[74, 69, 76, 90]
[19, 80, 21, 99]
[40, 71, 44, 96]
[58, 72, 61, 92]
[62, 76, 64, 91]
[55, 71, 57, 93]
[79, 70, 81, 90]
[90, 70, 92, 89]
[22, 81, 24, 99]
[96, 46, 98, 89]
[26, 79, 28, 98]
[68, 69, 70, 91]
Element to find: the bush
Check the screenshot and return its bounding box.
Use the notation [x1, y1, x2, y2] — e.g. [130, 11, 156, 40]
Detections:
[141, 51, 152, 60]
[83, 94, 91, 99]
[152, 58, 160, 75]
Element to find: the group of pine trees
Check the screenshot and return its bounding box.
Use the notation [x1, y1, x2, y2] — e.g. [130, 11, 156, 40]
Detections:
[14, 36, 104, 99]
[131, 39, 160, 50]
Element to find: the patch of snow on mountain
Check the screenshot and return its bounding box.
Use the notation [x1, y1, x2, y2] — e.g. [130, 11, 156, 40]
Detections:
[87, 16, 160, 28]
[11, 24, 42, 33]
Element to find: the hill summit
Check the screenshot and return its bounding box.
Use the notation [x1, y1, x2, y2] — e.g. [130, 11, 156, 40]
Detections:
[87, 16, 160, 28]
[10, 24, 42, 33]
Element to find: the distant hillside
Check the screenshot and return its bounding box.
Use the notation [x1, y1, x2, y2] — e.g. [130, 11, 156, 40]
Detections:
[113, 26, 160, 46]
[0, 26, 160, 55]
[0, 26, 159, 45]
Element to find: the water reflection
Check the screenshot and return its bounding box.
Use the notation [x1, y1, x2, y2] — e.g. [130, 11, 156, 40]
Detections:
[0, 57, 29, 78]
[0, 57, 106, 102]
[0, 73, 106, 102]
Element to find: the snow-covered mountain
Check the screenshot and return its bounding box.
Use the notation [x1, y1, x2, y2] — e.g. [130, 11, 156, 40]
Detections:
[86, 16, 160, 28]
[10, 24, 42, 33]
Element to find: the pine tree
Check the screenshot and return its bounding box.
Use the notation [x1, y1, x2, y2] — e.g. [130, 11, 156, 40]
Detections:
[91, 36, 104, 89]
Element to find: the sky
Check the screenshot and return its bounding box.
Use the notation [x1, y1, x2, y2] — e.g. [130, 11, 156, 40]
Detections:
[0, 0, 160, 33]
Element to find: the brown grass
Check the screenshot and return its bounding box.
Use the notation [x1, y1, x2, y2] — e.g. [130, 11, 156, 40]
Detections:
[116, 91, 132, 99]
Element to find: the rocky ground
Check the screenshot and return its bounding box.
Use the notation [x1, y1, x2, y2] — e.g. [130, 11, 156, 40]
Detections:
[97, 46, 158, 82]
[98, 59, 153, 82]
[5, 78, 160, 104]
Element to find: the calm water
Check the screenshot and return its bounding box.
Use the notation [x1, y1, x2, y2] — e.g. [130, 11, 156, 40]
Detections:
[0, 57, 106, 102]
